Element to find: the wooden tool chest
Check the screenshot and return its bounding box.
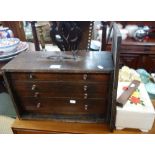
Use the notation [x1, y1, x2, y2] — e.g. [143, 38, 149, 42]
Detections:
[2, 51, 114, 123]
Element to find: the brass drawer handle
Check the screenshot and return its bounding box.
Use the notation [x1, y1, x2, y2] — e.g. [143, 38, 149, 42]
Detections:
[31, 84, 36, 90]
[37, 102, 41, 108]
[83, 85, 88, 91]
[85, 104, 88, 110]
[34, 92, 39, 98]
[84, 93, 88, 99]
[83, 74, 87, 80]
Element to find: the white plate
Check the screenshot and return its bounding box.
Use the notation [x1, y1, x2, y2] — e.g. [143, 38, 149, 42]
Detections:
[0, 42, 29, 58]
[0, 55, 16, 62]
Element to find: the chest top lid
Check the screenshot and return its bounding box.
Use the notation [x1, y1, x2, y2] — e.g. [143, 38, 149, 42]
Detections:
[2, 51, 113, 73]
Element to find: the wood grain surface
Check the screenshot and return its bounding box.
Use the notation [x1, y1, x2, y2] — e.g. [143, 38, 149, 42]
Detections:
[11, 100, 155, 134]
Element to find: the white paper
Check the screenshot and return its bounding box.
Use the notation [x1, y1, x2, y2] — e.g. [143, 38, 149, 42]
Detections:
[97, 65, 104, 69]
[130, 83, 135, 88]
[70, 100, 76, 104]
[49, 65, 61, 69]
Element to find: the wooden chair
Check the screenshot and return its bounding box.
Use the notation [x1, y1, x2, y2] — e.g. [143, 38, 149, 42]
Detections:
[30, 21, 103, 51]
[50, 21, 96, 51]
[30, 21, 41, 51]
[101, 21, 108, 51]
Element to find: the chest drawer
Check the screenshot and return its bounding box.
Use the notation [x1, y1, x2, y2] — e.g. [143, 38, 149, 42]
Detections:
[8, 72, 110, 82]
[121, 45, 151, 52]
[19, 97, 107, 115]
[12, 81, 109, 98]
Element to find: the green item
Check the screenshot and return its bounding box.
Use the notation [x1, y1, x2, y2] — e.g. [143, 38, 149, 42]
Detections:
[136, 69, 151, 84]
[145, 82, 155, 99]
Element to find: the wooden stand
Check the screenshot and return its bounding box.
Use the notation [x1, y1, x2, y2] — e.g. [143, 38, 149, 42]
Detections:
[11, 100, 155, 134]
[12, 119, 110, 134]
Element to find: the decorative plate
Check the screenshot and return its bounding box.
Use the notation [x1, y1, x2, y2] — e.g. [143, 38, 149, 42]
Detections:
[0, 42, 28, 61]
[0, 55, 16, 62]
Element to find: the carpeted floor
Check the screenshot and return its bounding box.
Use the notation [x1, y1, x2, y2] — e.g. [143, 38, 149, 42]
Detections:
[0, 92, 16, 134]
[0, 92, 16, 118]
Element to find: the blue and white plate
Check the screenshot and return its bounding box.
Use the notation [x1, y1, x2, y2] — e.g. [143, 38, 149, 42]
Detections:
[0, 42, 29, 61]
[0, 38, 20, 54]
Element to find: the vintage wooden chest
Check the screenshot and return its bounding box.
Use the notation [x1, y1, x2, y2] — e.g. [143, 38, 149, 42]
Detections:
[2, 51, 114, 123]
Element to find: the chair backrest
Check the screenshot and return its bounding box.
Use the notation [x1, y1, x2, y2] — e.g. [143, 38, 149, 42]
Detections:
[30, 21, 94, 51]
[50, 21, 94, 51]
[30, 21, 41, 51]
[109, 22, 122, 130]
[101, 21, 108, 51]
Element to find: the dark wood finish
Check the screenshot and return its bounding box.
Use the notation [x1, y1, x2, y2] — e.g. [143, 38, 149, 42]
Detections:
[12, 118, 110, 134]
[0, 76, 5, 93]
[31, 21, 92, 51]
[119, 39, 155, 73]
[109, 22, 122, 130]
[2, 51, 113, 73]
[11, 82, 109, 98]
[3, 22, 122, 130]
[0, 61, 9, 93]
[18, 98, 107, 114]
[12, 119, 155, 134]
[2, 51, 114, 123]
[30, 22, 40, 51]
[101, 22, 107, 51]
[106, 22, 155, 73]
[9, 72, 110, 81]
[117, 80, 140, 107]
[12, 99, 155, 134]
[0, 62, 6, 75]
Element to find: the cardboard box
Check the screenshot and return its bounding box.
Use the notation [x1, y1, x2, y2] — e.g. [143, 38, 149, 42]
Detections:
[116, 82, 155, 132]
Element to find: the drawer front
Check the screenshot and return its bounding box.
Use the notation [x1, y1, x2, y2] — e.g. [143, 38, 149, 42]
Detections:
[9, 72, 110, 82]
[121, 44, 155, 52]
[12, 81, 109, 98]
[121, 45, 146, 52]
[19, 97, 107, 115]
